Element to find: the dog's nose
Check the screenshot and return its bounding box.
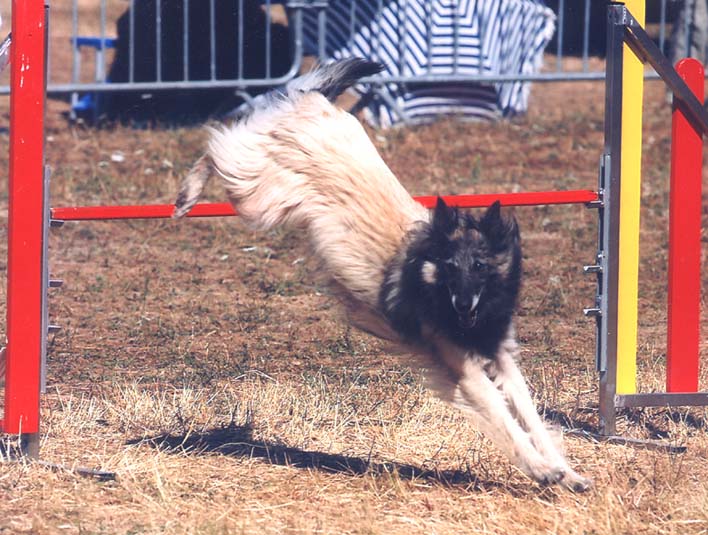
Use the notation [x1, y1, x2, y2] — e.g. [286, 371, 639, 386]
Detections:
[452, 295, 471, 314]
[452, 293, 481, 314]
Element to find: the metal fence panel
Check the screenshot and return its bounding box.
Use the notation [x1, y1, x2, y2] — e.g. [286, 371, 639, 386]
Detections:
[0, 1, 690, 100]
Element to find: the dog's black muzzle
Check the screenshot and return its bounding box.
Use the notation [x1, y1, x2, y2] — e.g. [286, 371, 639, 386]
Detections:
[452, 292, 481, 328]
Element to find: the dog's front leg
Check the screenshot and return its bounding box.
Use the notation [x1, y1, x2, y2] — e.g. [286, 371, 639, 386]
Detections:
[450, 355, 568, 486]
[492, 336, 592, 492]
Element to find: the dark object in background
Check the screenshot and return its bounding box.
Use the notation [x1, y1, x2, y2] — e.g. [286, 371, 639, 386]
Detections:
[104, 0, 292, 123]
[669, 0, 708, 66]
[544, 0, 606, 56]
[545, 0, 680, 57]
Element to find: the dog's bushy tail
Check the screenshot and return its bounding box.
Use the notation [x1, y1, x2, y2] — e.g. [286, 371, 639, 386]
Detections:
[286, 57, 383, 101]
[173, 58, 383, 219]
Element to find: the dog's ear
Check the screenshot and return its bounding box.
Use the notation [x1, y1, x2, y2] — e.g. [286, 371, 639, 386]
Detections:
[432, 197, 458, 235]
[479, 201, 519, 249]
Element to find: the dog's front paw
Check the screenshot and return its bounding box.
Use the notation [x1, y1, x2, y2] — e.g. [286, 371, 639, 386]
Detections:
[560, 469, 593, 493]
[517, 455, 566, 486]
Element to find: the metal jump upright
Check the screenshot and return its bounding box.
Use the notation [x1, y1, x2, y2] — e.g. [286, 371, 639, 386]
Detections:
[1, 0, 48, 457]
[593, 3, 708, 436]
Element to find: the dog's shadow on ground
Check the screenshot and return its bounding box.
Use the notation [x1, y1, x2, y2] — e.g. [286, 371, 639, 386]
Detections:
[127, 425, 538, 496]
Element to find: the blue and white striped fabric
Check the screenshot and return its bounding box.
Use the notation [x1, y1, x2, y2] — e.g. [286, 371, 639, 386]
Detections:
[303, 0, 555, 128]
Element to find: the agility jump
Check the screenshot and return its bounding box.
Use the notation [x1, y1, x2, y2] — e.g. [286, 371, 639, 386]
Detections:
[593, 3, 708, 436]
[0, 1, 705, 460]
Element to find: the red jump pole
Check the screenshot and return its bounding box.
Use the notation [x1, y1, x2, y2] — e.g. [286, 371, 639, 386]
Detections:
[666, 58, 704, 393]
[3, 1, 47, 454]
[50, 190, 600, 221]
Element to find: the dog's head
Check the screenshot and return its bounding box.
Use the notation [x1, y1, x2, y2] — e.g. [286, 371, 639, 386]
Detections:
[419, 198, 521, 330]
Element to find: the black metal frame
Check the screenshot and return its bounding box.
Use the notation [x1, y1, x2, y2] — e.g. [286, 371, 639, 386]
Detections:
[593, 3, 708, 437]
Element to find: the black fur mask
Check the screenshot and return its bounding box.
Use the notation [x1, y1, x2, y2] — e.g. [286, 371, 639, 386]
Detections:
[381, 198, 522, 357]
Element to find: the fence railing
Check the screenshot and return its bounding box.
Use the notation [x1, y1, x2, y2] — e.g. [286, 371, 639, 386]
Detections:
[0, 1, 689, 98]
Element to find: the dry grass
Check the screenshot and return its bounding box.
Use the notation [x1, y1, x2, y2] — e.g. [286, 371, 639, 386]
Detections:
[3, 375, 708, 534]
[0, 5, 706, 531]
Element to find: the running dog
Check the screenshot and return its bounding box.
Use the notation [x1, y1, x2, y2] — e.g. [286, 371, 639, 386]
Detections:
[174, 58, 591, 491]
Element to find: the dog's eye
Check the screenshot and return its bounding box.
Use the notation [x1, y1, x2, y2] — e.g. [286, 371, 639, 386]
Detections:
[472, 260, 485, 271]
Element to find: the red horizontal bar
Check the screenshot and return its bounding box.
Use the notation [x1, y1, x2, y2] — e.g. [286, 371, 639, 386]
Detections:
[419, 190, 599, 209]
[50, 190, 599, 221]
[52, 202, 237, 220]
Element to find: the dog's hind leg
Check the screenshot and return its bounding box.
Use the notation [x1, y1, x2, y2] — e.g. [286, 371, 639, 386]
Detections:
[492, 335, 592, 492]
[173, 154, 212, 218]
